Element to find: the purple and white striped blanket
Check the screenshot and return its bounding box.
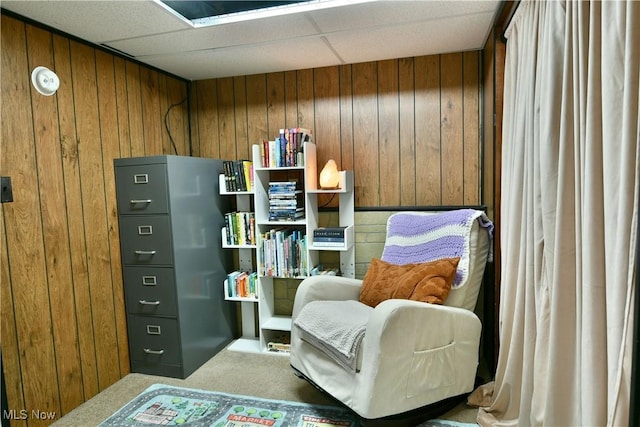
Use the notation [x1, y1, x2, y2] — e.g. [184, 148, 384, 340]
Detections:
[381, 209, 493, 288]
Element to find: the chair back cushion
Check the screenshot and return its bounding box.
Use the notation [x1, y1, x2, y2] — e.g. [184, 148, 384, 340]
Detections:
[380, 210, 492, 310]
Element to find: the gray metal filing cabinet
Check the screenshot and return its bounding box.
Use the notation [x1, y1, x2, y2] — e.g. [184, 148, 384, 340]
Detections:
[114, 155, 236, 379]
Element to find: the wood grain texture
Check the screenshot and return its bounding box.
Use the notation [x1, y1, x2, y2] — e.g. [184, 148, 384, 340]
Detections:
[415, 55, 442, 205]
[377, 60, 401, 206]
[398, 57, 416, 206]
[1, 14, 191, 423]
[3, 16, 60, 427]
[28, 24, 85, 416]
[2, 11, 491, 423]
[1, 17, 31, 427]
[190, 53, 483, 210]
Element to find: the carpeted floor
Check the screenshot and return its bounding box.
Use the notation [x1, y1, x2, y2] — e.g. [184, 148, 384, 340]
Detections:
[51, 345, 480, 426]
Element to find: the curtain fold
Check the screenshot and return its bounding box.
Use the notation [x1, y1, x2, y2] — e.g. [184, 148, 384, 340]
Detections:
[479, 1, 639, 426]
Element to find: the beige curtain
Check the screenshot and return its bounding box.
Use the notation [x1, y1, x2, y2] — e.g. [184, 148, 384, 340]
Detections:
[479, 1, 639, 426]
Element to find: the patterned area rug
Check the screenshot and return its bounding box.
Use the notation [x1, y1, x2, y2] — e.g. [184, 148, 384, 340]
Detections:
[99, 384, 477, 427]
[99, 384, 360, 426]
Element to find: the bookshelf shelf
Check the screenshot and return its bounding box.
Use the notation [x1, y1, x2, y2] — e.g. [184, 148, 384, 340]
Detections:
[261, 316, 292, 332]
[226, 337, 261, 353]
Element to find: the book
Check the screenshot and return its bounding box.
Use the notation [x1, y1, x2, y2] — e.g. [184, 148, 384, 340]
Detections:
[312, 240, 346, 247]
[267, 342, 291, 353]
[313, 227, 347, 238]
[313, 236, 345, 242]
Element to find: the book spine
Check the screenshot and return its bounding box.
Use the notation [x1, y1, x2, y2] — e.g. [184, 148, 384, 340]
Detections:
[312, 241, 346, 247]
[312, 236, 345, 242]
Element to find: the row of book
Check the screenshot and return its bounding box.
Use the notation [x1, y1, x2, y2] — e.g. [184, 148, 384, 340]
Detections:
[259, 128, 312, 168]
[223, 160, 253, 192]
[226, 271, 258, 299]
[268, 181, 304, 221]
[224, 211, 255, 246]
[259, 229, 308, 277]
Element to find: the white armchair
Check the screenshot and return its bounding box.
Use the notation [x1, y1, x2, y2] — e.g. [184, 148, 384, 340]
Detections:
[289, 210, 493, 419]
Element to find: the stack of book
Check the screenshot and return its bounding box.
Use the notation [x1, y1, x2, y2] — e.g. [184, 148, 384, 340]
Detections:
[260, 128, 312, 168]
[222, 160, 253, 192]
[259, 229, 307, 277]
[268, 181, 304, 221]
[312, 227, 347, 247]
[226, 271, 258, 299]
[223, 211, 255, 246]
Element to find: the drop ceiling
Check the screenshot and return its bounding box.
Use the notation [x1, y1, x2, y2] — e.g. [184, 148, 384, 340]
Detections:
[1, 0, 503, 81]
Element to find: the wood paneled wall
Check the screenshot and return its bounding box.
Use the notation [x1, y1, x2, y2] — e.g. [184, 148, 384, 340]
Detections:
[1, 11, 491, 427]
[189, 53, 484, 208]
[0, 14, 189, 426]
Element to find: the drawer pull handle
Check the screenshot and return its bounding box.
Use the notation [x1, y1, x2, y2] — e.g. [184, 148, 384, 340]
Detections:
[142, 276, 157, 286]
[134, 174, 149, 184]
[146, 325, 161, 334]
[130, 199, 152, 204]
[143, 348, 164, 355]
[135, 250, 156, 255]
[138, 225, 153, 235]
[139, 300, 160, 306]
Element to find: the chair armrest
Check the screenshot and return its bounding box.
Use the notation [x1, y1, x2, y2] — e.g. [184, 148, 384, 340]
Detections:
[364, 299, 481, 353]
[346, 300, 482, 413]
[359, 300, 481, 393]
[292, 275, 363, 319]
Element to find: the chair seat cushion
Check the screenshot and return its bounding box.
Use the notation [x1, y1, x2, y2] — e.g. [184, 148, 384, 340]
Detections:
[359, 257, 460, 307]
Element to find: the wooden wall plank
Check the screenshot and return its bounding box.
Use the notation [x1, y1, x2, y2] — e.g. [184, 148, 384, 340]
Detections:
[463, 51, 481, 205]
[198, 80, 221, 158]
[378, 59, 401, 206]
[140, 67, 163, 155]
[125, 62, 145, 157]
[217, 77, 237, 160]
[284, 70, 298, 129]
[233, 76, 250, 158]
[338, 65, 354, 172]
[441, 53, 464, 205]
[171, 78, 190, 156]
[296, 69, 314, 132]
[114, 57, 131, 158]
[266, 72, 286, 139]
[398, 57, 416, 206]
[28, 24, 85, 415]
[415, 55, 442, 205]
[352, 62, 379, 206]
[246, 75, 268, 148]
[313, 66, 341, 207]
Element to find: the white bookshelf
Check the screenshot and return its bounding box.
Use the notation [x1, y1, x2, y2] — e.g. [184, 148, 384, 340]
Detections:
[222, 136, 355, 355]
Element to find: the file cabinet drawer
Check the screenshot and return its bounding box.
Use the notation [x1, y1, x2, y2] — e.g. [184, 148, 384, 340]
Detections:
[116, 163, 169, 215]
[123, 267, 177, 316]
[119, 216, 173, 265]
[128, 315, 181, 366]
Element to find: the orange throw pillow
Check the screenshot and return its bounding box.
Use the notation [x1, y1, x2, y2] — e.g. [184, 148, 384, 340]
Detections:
[359, 257, 460, 308]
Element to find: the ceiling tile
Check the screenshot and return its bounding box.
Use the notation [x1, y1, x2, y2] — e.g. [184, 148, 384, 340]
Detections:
[326, 11, 495, 64]
[106, 13, 320, 57]
[138, 36, 342, 80]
